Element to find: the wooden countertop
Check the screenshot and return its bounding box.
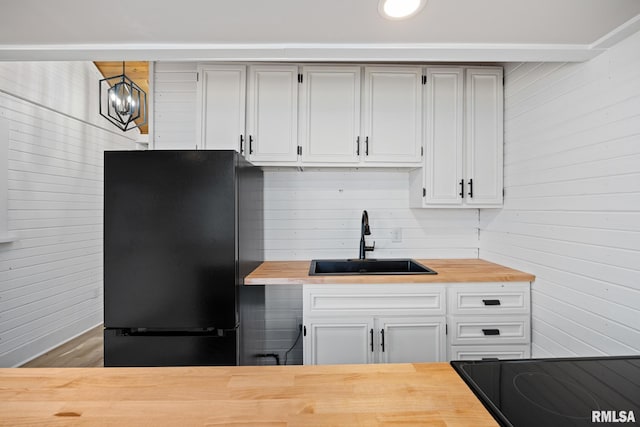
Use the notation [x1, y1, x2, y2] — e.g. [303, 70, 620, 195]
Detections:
[0, 363, 497, 426]
[245, 258, 535, 285]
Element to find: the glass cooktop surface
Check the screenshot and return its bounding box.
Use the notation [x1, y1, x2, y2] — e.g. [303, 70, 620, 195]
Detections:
[451, 356, 640, 427]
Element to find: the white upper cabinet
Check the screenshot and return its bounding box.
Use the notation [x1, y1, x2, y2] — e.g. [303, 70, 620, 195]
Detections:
[423, 68, 464, 205]
[362, 67, 422, 165]
[190, 62, 502, 189]
[299, 66, 361, 164]
[411, 66, 503, 208]
[303, 284, 447, 365]
[197, 64, 246, 152]
[465, 68, 504, 206]
[246, 65, 299, 164]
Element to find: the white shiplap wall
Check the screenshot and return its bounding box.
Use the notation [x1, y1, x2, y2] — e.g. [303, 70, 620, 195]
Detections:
[153, 62, 198, 149]
[264, 168, 479, 260]
[0, 62, 137, 367]
[263, 285, 303, 365]
[480, 30, 640, 357]
[153, 61, 480, 364]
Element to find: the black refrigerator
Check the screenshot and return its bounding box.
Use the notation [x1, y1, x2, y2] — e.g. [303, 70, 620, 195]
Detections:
[103, 150, 264, 367]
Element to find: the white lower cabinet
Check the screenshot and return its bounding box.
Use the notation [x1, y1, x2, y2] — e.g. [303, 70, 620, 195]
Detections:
[447, 282, 531, 361]
[304, 316, 446, 365]
[303, 284, 446, 365]
[303, 282, 531, 365]
[376, 316, 446, 364]
[305, 317, 374, 365]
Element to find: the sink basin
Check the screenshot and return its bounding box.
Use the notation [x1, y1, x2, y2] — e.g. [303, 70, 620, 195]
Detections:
[308, 259, 437, 276]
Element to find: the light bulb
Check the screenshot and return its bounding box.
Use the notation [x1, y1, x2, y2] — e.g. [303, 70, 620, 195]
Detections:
[379, 0, 425, 20]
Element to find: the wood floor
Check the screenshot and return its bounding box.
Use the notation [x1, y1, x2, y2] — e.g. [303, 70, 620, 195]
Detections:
[20, 325, 104, 368]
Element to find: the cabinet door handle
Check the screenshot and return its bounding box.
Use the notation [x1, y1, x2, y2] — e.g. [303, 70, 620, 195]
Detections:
[249, 135, 254, 154]
[459, 179, 464, 198]
[365, 136, 369, 156]
[370, 329, 374, 352]
[482, 329, 500, 336]
[239, 134, 244, 154]
[482, 299, 501, 306]
[380, 329, 385, 352]
[468, 179, 473, 198]
[356, 136, 360, 156]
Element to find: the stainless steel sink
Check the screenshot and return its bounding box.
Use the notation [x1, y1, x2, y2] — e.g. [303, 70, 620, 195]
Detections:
[308, 258, 437, 276]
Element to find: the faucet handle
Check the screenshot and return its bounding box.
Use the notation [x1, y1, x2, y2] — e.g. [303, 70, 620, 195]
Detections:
[366, 241, 375, 252]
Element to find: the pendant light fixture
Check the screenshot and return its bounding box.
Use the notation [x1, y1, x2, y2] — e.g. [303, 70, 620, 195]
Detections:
[99, 61, 147, 132]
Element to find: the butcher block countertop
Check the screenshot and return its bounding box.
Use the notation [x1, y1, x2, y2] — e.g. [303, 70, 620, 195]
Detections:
[245, 258, 535, 285]
[0, 363, 497, 426]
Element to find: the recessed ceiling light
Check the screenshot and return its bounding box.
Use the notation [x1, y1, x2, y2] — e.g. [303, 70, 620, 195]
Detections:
[378, 0, 427, 20]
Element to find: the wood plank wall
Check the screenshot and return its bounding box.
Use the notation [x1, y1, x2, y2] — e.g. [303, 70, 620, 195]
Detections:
[153, 62, 198, 149]
[480, 30, 640, 357]
[153, 61, 480, 364]
[263, 168, 479, 260]
[0, 62, 137, 367]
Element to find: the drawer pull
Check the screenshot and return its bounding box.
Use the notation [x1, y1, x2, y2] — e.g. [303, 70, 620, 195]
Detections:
[482, 329, 500, 336]
[482, 299, 501, 306]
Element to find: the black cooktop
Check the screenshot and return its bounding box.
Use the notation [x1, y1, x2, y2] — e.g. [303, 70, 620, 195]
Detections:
[451, 356, 640, 427]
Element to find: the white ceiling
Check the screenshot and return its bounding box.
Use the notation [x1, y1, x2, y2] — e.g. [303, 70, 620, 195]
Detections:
[1, 0, 640, 62]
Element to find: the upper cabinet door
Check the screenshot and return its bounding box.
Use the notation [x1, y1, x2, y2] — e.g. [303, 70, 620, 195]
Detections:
[465, 68, 504, 206]
[362, 67, 422, 165]
[299, 66, 361, 164]
[424, 68, 464, 205]
[246, 65, 299, 164]
[197, 65, 246, 152]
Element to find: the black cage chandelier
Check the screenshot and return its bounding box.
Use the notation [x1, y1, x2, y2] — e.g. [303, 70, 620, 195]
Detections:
[99, 61, 147, 132]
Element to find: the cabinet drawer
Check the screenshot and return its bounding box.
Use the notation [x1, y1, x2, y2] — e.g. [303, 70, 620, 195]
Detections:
[449, 344, 531, 361]
[304, 284, 445, 316]
[449, 316, 530, 345]
[448, 283, 530, 315]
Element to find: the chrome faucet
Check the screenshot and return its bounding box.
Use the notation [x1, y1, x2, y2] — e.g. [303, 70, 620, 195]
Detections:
[359, 210, 375, 260]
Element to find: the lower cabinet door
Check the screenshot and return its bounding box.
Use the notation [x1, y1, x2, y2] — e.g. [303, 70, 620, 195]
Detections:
[304, 317, 374, 365]
[376, 316, 446, 363]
